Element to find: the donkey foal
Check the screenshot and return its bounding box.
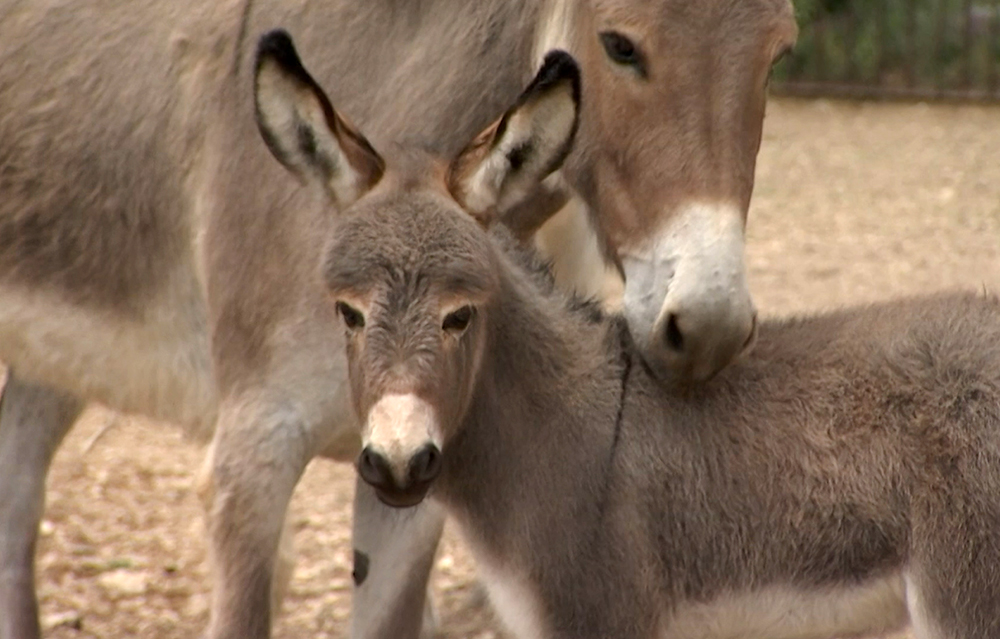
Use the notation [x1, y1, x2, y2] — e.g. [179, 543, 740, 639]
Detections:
[254, 31, 1000, 639]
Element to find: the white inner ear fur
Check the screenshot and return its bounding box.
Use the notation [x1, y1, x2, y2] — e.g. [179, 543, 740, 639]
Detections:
[255, 59, 363, 205]
[461, 83, 576, 216]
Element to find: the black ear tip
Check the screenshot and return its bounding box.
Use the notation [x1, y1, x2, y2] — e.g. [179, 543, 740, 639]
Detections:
[255, 29, 303, 74]
[534, 50, 582, 102]
[257, 29, 293, 58]
[541, 50, 580, 78]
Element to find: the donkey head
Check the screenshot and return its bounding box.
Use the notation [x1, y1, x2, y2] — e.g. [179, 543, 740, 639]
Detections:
[563, 0, 798, 381]
[254, 30, 579, 507]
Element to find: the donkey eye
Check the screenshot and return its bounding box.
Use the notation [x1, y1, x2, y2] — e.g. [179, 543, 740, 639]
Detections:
[773, 45, 793, 66]
[336, 301, 365, 330]
[442, 306, 474, 334]
[767, 46, 793, 86]
[600, 31, 646, 76]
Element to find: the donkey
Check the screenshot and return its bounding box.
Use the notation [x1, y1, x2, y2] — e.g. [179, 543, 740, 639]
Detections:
[254, 31, 1000, 639]
[0, 1, 795, 637]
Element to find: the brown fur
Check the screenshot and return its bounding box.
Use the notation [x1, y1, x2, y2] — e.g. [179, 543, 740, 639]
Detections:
[573, 0, 797, 246]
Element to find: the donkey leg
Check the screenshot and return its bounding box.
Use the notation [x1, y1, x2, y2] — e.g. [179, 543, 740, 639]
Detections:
[200, 399, 315, 639]
[0, 371, 82, 639]
[908, 481, 1000, 638]
[350, 476, 445, 639]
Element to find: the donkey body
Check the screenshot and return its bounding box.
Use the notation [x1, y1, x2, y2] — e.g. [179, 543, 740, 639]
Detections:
[440, 287, 1000, 639]
[253, 33, 1000, 639]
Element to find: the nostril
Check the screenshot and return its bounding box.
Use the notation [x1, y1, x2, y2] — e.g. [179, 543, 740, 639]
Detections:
[409, 444, 443, 484]
[664, 313, 684, 352]
[358, 447, 393, 489]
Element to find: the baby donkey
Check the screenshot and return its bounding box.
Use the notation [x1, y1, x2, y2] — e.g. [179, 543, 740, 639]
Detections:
[254, 29, 1000, 639]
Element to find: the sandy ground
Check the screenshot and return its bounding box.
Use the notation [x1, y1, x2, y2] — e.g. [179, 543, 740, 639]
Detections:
[17, 97, 1000, 638]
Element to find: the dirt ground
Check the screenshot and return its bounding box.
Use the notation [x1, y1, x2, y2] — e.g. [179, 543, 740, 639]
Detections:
[23, 97, 1000, 638]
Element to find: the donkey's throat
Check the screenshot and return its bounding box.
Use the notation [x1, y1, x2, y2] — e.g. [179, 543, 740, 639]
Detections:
[659, 571, 908, 639]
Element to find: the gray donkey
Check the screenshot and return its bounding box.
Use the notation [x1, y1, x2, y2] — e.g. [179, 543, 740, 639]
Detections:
[254, 30, 1000, 639]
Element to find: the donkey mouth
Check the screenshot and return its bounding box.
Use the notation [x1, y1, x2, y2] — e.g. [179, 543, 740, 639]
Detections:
[374, 483, 432, 509]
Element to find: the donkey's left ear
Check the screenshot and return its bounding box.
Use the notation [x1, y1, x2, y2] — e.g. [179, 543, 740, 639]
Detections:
[254, 29, 384, 208]
[448, 50, 580, 225]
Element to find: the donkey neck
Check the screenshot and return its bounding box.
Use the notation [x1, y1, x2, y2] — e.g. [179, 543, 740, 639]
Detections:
[435, 238, 627, 557]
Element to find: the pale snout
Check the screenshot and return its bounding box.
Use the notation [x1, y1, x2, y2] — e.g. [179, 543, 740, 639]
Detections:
[621, 202, 757, 383]
[357, 394, 443, 508]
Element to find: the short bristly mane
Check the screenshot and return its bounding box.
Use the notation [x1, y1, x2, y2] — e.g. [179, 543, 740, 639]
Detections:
[490, 224, 609, 326]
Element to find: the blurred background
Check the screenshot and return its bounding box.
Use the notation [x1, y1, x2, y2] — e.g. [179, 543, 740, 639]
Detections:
[31, 2, 1000, 638]
[774, 0, 1000, 100]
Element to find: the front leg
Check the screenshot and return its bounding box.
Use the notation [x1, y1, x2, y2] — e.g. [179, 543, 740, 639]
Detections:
[200, 397, 315, 639]
[0, 371, 82, 639]
[351, 476, 445, 639]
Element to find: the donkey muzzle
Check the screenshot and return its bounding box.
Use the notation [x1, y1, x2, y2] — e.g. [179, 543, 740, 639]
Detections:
[620, 201, 756, 383]
[359, 393, 443, 508]
[358, 443, 442, 508]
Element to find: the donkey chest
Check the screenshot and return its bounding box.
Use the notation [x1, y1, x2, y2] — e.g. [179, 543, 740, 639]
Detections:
[452, 516, 550, 639]
[473, 554, 550, 639]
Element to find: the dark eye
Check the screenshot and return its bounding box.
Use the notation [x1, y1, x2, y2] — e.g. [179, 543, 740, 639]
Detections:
[768, 46, 793, 85]
[773, 45, 793, 66]
[600, 31, 646, 75]
[336, 301, 365, 330]
[442, 306, 474, 334]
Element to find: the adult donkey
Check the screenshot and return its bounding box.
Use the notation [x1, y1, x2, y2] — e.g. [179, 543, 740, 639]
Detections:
[258, 33, 1000, 639]
[0, 1, 795, 638]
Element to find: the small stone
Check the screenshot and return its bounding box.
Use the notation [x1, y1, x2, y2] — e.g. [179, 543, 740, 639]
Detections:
[98, 570, 148, 597]
[42, 610, 83, 631]
[184, 593, 211, 617]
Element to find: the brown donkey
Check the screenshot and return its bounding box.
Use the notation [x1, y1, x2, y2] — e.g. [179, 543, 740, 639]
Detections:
[255, 32, 1000, 639]
[0, 1, 795, 638]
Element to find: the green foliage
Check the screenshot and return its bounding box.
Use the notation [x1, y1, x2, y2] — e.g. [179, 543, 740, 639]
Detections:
[774, 0, 1000, 93]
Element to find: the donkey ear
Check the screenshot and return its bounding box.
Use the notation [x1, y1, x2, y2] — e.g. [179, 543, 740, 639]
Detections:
[254, 30, 385, 207]
[448, 50, 581, 225]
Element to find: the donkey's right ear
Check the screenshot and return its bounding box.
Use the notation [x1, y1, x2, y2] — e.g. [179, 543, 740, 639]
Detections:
[254, 30, 384, 208]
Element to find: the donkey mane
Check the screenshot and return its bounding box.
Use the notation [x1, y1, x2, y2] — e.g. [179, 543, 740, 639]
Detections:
[490, 224, 609, 326]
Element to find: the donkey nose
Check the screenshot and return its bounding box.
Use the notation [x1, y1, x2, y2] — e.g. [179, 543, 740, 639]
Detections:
[620, 202, 755, 384]
[357, 444, 442, 508]
[409, 443, 443, 485]
[358, 447, 395, 490]
[652, 302, 757, 382]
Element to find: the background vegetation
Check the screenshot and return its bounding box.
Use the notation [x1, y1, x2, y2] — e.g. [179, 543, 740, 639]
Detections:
[774, 0, 1000, 94]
